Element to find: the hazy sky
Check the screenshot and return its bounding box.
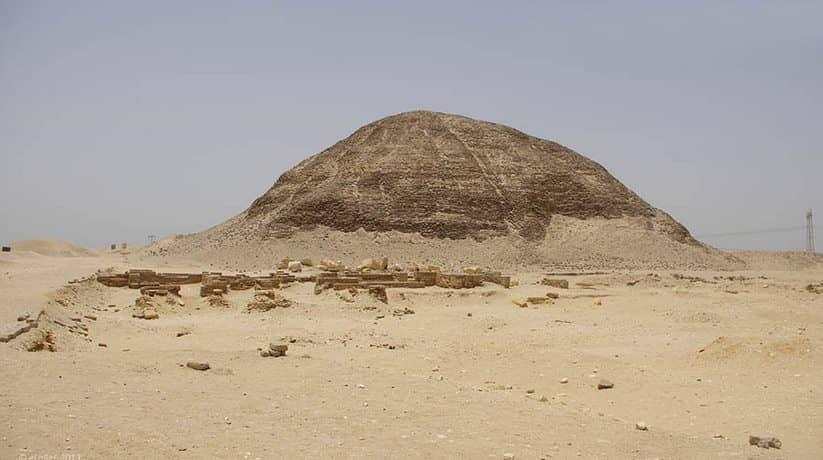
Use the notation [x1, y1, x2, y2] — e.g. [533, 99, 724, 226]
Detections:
[1, 1, 821, 250]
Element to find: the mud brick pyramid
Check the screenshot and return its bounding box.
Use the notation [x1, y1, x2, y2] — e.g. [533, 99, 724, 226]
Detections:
[155, 110, 725, 270]
[244, 111, 694, 242]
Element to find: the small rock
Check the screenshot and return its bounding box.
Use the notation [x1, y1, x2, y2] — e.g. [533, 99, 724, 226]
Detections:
[527, 296, 551, 305]
[503, 454, 515, 460]
[538, 395, 548, 402]
[269, 343, 288, 357]
[526, 388, 535, 394]
[540, 278, 569, 289]
[186, 361, 210, 371]
[357, 384, 366, 389]
[260, 350, 271, 357]
[97, 343, 107, 348]
[142, 309, 159, 320]
[176, 330, 190, 337]
[560, 377, 568, 384]
[749, 435, 781, 449]
[597, 379, 614, 390]
[83, 315, 97, 321]
[635, 422, 648, 431]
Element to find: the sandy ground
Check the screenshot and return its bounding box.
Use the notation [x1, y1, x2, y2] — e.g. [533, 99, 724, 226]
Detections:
[1, 248, 822, 459]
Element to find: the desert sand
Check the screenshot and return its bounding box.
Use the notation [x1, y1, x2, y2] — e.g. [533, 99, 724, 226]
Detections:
[1, 244, 821, 459]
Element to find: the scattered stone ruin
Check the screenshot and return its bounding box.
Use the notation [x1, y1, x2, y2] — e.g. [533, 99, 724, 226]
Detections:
[314, 269, 510, 293]
[97, 265, 512, 300]
[97, 269, 314, 297]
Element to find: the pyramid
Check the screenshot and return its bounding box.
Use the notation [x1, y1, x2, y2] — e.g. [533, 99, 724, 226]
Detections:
[245, 111, 693, 243]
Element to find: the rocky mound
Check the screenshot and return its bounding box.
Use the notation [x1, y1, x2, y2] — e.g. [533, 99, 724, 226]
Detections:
[153, 111, 740, 270]
[247, 111, 692, 243]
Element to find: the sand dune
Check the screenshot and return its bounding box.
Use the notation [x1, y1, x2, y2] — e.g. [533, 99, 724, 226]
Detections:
[10, 239, 98, 258]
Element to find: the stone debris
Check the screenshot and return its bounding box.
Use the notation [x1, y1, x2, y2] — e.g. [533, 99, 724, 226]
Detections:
[135, 295, 154, 308]
[186, 361, 210, 371]
[140, 284, 181, 297]
[207, 295, 229, 307]
[560, 377, 568, 384]
[540, 278, 569, 289]
[503, 453, 515, 460]
[276, 257, 293, 270]
[1, 310, 45, 343]
[358, 257, 389, 272]
[24, 329, 56, 352]
[368, 286, 388, 304]
[436, 273, 484, 289]
[98, 268, 303, 297]
[245, 291, 292, 312]
[635, 422, 648, 431]
[262, 343, 288, 358]
[597, 379, 614, 390]
[672, 273, 715, 284]
[392, 307, 415, 316]
[317, 271, 423, 292]
[512, 298, 529, 308]
[317, 259, 344, 272]
[141, 309, 159, 320]
[526, 296, 553, 305]
[98, 269, 202, 288]
[288, 261, 302, 272]
[749, 435, 781, 449]
[315, 267, 511, 294]
[805, 283, 823, 294]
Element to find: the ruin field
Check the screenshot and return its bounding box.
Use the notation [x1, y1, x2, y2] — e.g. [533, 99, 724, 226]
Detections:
[1, 249, 821, 459]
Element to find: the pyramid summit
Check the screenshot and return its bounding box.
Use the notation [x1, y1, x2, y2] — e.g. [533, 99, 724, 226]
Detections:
[246, 110, 693, 243]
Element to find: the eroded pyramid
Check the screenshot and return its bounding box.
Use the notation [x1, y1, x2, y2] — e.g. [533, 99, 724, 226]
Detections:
[246, 111, 692, 243]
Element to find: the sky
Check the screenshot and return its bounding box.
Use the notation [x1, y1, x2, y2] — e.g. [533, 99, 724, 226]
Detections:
[1, 1, 821, 251]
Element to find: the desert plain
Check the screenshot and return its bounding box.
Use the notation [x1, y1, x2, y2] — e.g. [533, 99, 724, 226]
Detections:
[1, 239, 821, 459]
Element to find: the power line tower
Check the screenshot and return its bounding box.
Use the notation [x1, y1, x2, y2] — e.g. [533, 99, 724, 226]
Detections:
[148, 234, 157, 245]
[807, 210, 815, 254]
